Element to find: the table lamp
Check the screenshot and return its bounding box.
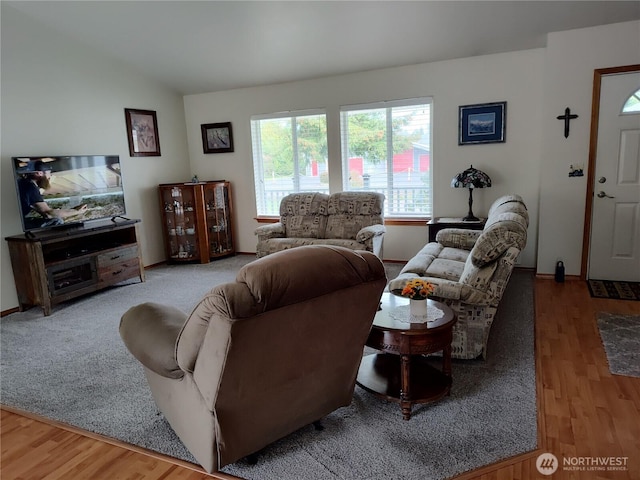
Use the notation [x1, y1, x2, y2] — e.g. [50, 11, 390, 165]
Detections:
[451, 165, 492, 221]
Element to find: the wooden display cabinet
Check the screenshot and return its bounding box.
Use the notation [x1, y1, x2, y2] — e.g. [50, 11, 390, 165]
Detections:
[159, 181, 234, 263]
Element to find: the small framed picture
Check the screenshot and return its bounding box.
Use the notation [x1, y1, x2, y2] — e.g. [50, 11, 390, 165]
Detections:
[124, 108, 161, 156]
[458, 101, 506, 145]
[201, 122, 234, 154]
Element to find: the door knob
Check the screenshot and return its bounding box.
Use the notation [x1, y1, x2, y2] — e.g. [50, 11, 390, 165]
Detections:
[597, 191, 615, 198]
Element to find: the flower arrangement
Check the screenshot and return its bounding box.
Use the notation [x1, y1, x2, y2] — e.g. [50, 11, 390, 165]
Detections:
[401, 279, 435, 300]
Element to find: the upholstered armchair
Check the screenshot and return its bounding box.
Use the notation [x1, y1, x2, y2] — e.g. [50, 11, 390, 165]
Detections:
[255, 191, 386, 258]
[388, 195, 529, 360]
[119, 245, 387, 473]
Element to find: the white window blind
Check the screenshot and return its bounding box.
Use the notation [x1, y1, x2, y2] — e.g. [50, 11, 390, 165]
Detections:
[340, 98, 433, 217]
[251, 110, 328, 216]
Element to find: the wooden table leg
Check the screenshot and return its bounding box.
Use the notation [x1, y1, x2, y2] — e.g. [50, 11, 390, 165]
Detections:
[443, 344, 452, 395]
[442, 345, 452, 375]
[400, 354, 412, 420]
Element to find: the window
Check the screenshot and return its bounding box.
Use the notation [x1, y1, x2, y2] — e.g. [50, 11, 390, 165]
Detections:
[622, 88, 640, 113]
[340, 98, 433, 218]
[251, 110, 328, 216]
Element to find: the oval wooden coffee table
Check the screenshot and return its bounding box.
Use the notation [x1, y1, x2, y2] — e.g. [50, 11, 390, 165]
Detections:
[356, 292, 457, 420]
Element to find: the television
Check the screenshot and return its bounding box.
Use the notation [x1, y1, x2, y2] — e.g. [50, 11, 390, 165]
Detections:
[11, 155, 127, 233]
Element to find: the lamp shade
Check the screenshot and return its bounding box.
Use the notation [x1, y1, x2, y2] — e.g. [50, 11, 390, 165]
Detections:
[451, 165, 492, 221]
[451, 165, 492, 189]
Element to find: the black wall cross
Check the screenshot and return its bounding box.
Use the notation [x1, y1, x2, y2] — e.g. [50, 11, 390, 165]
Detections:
[557, 107, 578, 138]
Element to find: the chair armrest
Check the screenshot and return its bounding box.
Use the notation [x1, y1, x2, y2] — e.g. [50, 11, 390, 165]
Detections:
[436, 228, 481, 250]
[255, 222, 285, 240]
[356, 224, 386, 243]
[119, 302, 187, 379]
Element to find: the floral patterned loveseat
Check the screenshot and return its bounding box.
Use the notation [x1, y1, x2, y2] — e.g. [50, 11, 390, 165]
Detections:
[255, 192, 386, 258]
[388, 194, 528, 360]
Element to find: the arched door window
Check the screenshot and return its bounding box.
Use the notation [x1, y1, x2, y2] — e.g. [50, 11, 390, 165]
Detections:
[622, 88, 640, 113]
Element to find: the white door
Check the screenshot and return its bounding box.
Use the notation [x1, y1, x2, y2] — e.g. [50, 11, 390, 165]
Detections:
[588, 72, 640, 281]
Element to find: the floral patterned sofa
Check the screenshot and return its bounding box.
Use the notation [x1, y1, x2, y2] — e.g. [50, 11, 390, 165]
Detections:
[388, 194, 528, 360]
[255, 192, 386, 258]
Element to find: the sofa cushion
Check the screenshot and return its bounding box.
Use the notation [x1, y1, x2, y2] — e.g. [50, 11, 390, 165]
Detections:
[325, 215, 376, 240]
[283, 215, 328, 239]
[488, 194, 529, 226]
[327, 192, 384, 216]
[425, 258, 466, 281]
[459, 256, 499, 300]
[260, 237, 367, 255]
[488, 202, 529, 226]
[488, 194, 524, 213]
[438, 247, 470, 263]
[398, 242, 443, 275]
[280, 193, 329, 238]
[470, 212, 528, 267]
[436, 229, 482, 250]
[325, 192, 384, 240]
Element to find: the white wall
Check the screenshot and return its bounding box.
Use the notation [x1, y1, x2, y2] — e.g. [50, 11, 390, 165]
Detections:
[2, 6, 636, 313]
[1, 6, 189, 311]
[184, 49, 544, 266]
[537, 20, 640, 276]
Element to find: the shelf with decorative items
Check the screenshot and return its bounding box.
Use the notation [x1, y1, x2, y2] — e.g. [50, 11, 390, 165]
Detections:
[203, 181, 234, 257]
[159, 181, 234, 263]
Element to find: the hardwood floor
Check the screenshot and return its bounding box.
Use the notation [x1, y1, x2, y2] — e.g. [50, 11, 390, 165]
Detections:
[2, 276, 639, 480]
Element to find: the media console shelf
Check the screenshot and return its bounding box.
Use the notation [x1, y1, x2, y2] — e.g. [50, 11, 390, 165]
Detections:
[5, 219, 145, 316]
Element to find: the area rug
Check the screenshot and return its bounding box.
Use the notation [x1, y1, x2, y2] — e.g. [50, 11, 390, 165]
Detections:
[1, 257, 536, 480]
[597, 312, 640, 378]
[587, 279, 640, 301]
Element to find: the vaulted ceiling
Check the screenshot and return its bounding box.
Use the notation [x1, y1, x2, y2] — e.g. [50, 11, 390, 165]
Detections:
[5, 1, 640, 95]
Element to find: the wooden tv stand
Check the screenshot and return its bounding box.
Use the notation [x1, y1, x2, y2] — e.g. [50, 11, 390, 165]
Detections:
[5, 219, 145, 316]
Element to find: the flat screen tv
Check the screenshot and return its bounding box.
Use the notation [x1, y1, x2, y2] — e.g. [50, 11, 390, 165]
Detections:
[11, 155, 127, 233]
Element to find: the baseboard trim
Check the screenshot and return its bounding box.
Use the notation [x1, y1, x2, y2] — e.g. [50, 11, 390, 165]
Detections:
[0, 306, 20, 318]
[535, 273, 581, 281]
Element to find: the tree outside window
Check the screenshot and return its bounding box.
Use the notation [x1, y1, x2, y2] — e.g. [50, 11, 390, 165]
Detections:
[251, 98, 432, 218]
[251, 111, 328, 216]
[341, 99, 433, 217]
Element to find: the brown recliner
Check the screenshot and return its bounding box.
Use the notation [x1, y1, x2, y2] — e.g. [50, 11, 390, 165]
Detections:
[119, 245, 386, 473]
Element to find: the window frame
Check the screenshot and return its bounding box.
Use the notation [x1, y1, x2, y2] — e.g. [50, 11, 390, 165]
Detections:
[339, 97, 433, 219]
[251, 109, 328, 217]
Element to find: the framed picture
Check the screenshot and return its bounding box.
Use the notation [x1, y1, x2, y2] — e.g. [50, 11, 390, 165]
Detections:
[124, 108, 161, 156]
[458, 101, 506, 145]
[201, 122, 234, 153]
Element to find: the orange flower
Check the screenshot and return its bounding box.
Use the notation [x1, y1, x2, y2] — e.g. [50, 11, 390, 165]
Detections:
[401, 279, 435, 300]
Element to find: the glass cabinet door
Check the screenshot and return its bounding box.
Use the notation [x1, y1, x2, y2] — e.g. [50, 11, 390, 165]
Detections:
[160, 181, 233, 263]
[160, 185, 200, 261]
[204, 182, 234, 257]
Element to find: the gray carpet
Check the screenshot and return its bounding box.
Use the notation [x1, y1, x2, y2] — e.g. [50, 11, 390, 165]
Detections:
[597, 312, 640, 378]
[1, 256, 536, 480]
